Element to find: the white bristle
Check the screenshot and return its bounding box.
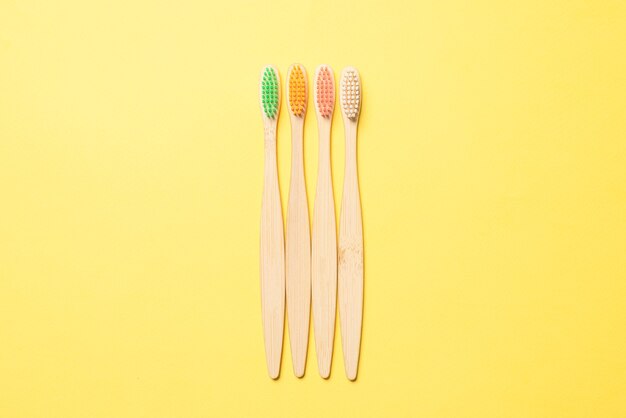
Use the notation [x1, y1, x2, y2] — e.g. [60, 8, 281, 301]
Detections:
[340, 69, 361, 119]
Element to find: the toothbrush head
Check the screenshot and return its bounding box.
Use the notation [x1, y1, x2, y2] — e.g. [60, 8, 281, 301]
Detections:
[340, 67, 361, 120]
[260, 66, 280, 120]
[315, 65, 335, 118]
[287, 64, 307, 117]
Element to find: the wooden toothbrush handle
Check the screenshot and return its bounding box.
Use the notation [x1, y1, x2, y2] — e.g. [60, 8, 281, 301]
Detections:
[260, 126, 285, 379]
[286, 120, 311, 377]
[312, 123, 337, 378]
[338, 122, 363, 381]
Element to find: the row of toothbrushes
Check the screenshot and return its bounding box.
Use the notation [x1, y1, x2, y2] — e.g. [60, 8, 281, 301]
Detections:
[259, 64, 363, 380]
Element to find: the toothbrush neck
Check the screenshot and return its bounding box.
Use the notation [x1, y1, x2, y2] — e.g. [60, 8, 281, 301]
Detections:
[290, 119, 304, 154]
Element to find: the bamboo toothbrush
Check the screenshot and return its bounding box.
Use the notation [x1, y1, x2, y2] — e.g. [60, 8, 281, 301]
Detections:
[285, 64, 311, 377]
[259, 65, 285, 379]
[338, 67, 363, 381]
[312, 65, 337, 378]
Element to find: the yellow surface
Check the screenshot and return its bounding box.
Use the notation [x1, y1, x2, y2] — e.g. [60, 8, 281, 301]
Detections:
[1, 1, 625, 417]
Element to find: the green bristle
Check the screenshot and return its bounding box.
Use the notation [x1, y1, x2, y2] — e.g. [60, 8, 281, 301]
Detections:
[261, 68, 278, 118]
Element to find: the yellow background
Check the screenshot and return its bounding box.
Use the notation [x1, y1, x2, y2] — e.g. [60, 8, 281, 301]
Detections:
[1, 0, 625, 417]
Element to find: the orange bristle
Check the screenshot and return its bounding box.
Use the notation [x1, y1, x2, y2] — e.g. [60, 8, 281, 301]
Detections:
[289, 66, 306, 117]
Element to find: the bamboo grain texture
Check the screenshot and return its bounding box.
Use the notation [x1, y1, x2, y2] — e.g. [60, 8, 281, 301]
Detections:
[338, 67, 363, 381]
[312, 65, 338, 378]
[312, 118, 338, 378]
[260, 66, 284, 379]
[286, 91, 311, 377]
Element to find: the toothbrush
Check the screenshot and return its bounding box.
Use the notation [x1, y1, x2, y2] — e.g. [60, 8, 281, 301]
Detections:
[338, 67, 363, 381]
[259, 65, 285, 379]
[285, 64, 311, 377]
[311, 65, 337, 378]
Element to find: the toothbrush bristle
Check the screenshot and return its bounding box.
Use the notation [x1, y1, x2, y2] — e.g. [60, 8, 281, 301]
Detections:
[288, 65, 306, 117]
[316, 66, 334, 118]
[340, 69, 360, 120]
[261, 67, 279, 119]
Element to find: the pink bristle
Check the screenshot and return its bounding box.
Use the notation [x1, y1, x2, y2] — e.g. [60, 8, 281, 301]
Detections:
[316, 67, 334, 117]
